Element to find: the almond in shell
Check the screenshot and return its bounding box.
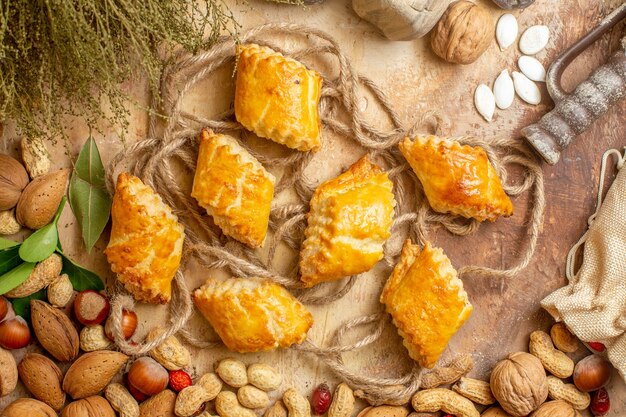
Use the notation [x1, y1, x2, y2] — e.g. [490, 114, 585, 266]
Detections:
[0, 346, 18, 396]
[18, 353, 66, 411]
[31, 299, 79, 362]
[61, 396, 116, 417]
[63, 350, 129, 399]
[0, 154, 29, 211]
[1, 398, 57, 417]
[139, 389, 177, 417]
[16, 168, 69, 229]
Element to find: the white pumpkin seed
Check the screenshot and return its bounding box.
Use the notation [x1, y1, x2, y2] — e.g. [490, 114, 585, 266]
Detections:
[474, 84, 496, 122]
[518, 55, 546, 82]
[519, 25, 550, 55]
[512, 71, 541, 105]
[496, 14, 518, 50]
[493, 70, 515, 110]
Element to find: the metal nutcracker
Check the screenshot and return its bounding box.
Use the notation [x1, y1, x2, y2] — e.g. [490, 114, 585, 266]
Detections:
[522, 3, 626, 165]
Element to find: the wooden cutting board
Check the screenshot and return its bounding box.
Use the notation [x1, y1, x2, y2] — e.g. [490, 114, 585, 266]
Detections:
[1, 0, 624, 414]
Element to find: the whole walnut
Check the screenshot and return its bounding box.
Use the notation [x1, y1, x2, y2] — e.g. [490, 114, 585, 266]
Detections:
[431, 0, 494, 64]
[490, 352, 548, 416]
[530, 400, 582, 417]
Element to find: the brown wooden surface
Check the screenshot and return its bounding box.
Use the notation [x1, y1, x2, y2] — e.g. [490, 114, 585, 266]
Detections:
[1, 0, 625, 415]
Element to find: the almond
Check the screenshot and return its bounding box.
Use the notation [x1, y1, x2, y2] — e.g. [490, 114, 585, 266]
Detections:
[0, 346, 18, 396]
[63, 350, 129, 399]
[18, 353, 66, 411]
[31, 299, 79, 362]
[139, 389, 177, 417]
[2, 398, 57, 417]
[0, 154, 29, 210]
[61, 396, 116, 417]
[16, 168, 69, 229]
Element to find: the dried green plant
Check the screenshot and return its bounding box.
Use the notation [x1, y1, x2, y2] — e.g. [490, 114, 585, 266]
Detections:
[0, 0, 240, 143]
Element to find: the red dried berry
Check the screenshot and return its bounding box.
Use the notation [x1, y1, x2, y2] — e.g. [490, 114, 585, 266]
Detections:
[590, 388, 610, 416]
[310, 383, 332, 415]
[128, 381, 149, 402]
[169, 369, 193, 392]
[588, 342, 606, 352]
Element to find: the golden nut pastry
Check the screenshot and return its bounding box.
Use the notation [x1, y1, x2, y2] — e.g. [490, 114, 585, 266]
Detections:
[399, 135, 513, 222]
[191, 129, 275, 248]
[381, 240, 473, 369]
[299, 155, 395, 288]
[235, 43, 322, 152]
[105, 173, 184, 304]
[192, 277, 313, 352]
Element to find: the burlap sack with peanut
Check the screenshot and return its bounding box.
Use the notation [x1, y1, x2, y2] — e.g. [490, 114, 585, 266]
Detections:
[542, 148, 626, 381]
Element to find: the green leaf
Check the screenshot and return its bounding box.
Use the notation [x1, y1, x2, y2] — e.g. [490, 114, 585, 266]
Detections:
[69, 137, 112, 252]
[0, 246, 23, 276]
[10, 289, 46, 320]
[57, 251, 104, 291]
[0, 238, 18, 250]
[0, 262, 36, 295]
[19, 197, 66, 263]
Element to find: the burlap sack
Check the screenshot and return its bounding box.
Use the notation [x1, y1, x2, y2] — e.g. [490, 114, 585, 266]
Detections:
[542, 148, 626, 381]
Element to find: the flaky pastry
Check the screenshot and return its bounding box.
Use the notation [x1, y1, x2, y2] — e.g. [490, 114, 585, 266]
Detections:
[399, 135, 513, 222]
[299, 156, 395, 287]
[381, 240, 473, 369]
[105, 173, 185, 304]
[235, 43, 322, 152]
[192, 277, 313, 352]
[191, 129, 275, 248]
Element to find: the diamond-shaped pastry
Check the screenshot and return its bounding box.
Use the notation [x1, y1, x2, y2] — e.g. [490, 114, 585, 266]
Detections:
[235, 43, 322, 152]
[191, 129, 275, 248]
[299, 156, 395, 287]
[193, 277, 313, 352]
[399, 135, 513, 222]
[105, 173, 185, 304]
[381, 240, 473, 368]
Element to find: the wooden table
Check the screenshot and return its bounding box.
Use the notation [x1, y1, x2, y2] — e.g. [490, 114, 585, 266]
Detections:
[1, 0, 624, 415]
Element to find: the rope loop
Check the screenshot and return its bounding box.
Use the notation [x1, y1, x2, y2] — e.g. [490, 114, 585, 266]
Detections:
[106, 23, 545, 405]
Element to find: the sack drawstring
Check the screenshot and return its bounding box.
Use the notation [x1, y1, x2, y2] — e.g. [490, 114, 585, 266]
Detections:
[565, 148, 626, 281]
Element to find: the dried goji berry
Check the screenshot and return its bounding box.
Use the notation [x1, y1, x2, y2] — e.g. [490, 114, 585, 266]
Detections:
[169, 369, 193, 392]
[310, 383, 332, 415]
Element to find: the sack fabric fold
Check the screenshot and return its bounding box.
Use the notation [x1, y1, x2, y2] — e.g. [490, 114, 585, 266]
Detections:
[542, 148, 626, 381]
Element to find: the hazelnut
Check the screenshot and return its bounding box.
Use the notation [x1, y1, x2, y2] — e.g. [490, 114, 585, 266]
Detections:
[74, 290, 110, 325]
[0, 296, 8, 321]
[0, 317, 31, 350]
[573, 355, 612, 392]
[431, 0, 494, 64]
[128, 357, 169, 396]
[105, 309, 138, 341]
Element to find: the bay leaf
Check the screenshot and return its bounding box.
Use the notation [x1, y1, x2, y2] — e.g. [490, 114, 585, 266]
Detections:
[10, 289, 46, 320]
[57, 251, 104, 291]
[0, 238, 18, 250]
[19, 197, 66, 263]
[69, 137, 112, 252]
[0, 246, 23, 276]
[0, 262, 36, 295]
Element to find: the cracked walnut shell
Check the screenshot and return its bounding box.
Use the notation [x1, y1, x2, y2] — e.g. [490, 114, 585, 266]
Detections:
[431, 1, 493, 64]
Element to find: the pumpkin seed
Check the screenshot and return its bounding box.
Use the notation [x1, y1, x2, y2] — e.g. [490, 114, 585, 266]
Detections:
[518, 55, 546, 82]
[494, 70, 515, 110]
[496, 14, 518, 50]
[519, 25, 550, 55]
[512, 71, 541, 105]
[474, 84, 496, 122]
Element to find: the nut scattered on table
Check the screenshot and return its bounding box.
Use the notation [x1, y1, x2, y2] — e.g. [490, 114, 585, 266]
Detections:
[431, 0, 493, 65]
[490, 352, 548, 416]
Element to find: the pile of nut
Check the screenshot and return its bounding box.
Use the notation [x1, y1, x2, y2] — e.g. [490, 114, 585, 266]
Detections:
[399, 323, 612, 417]
[0, 138, 68, 235]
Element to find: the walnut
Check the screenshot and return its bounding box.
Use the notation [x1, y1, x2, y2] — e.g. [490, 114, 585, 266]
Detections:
[431, 1, 493, 65]
[490, 352, 548, 416]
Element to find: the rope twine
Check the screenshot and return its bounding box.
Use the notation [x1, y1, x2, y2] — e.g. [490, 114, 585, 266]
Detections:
[105, 23, 545, 405]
